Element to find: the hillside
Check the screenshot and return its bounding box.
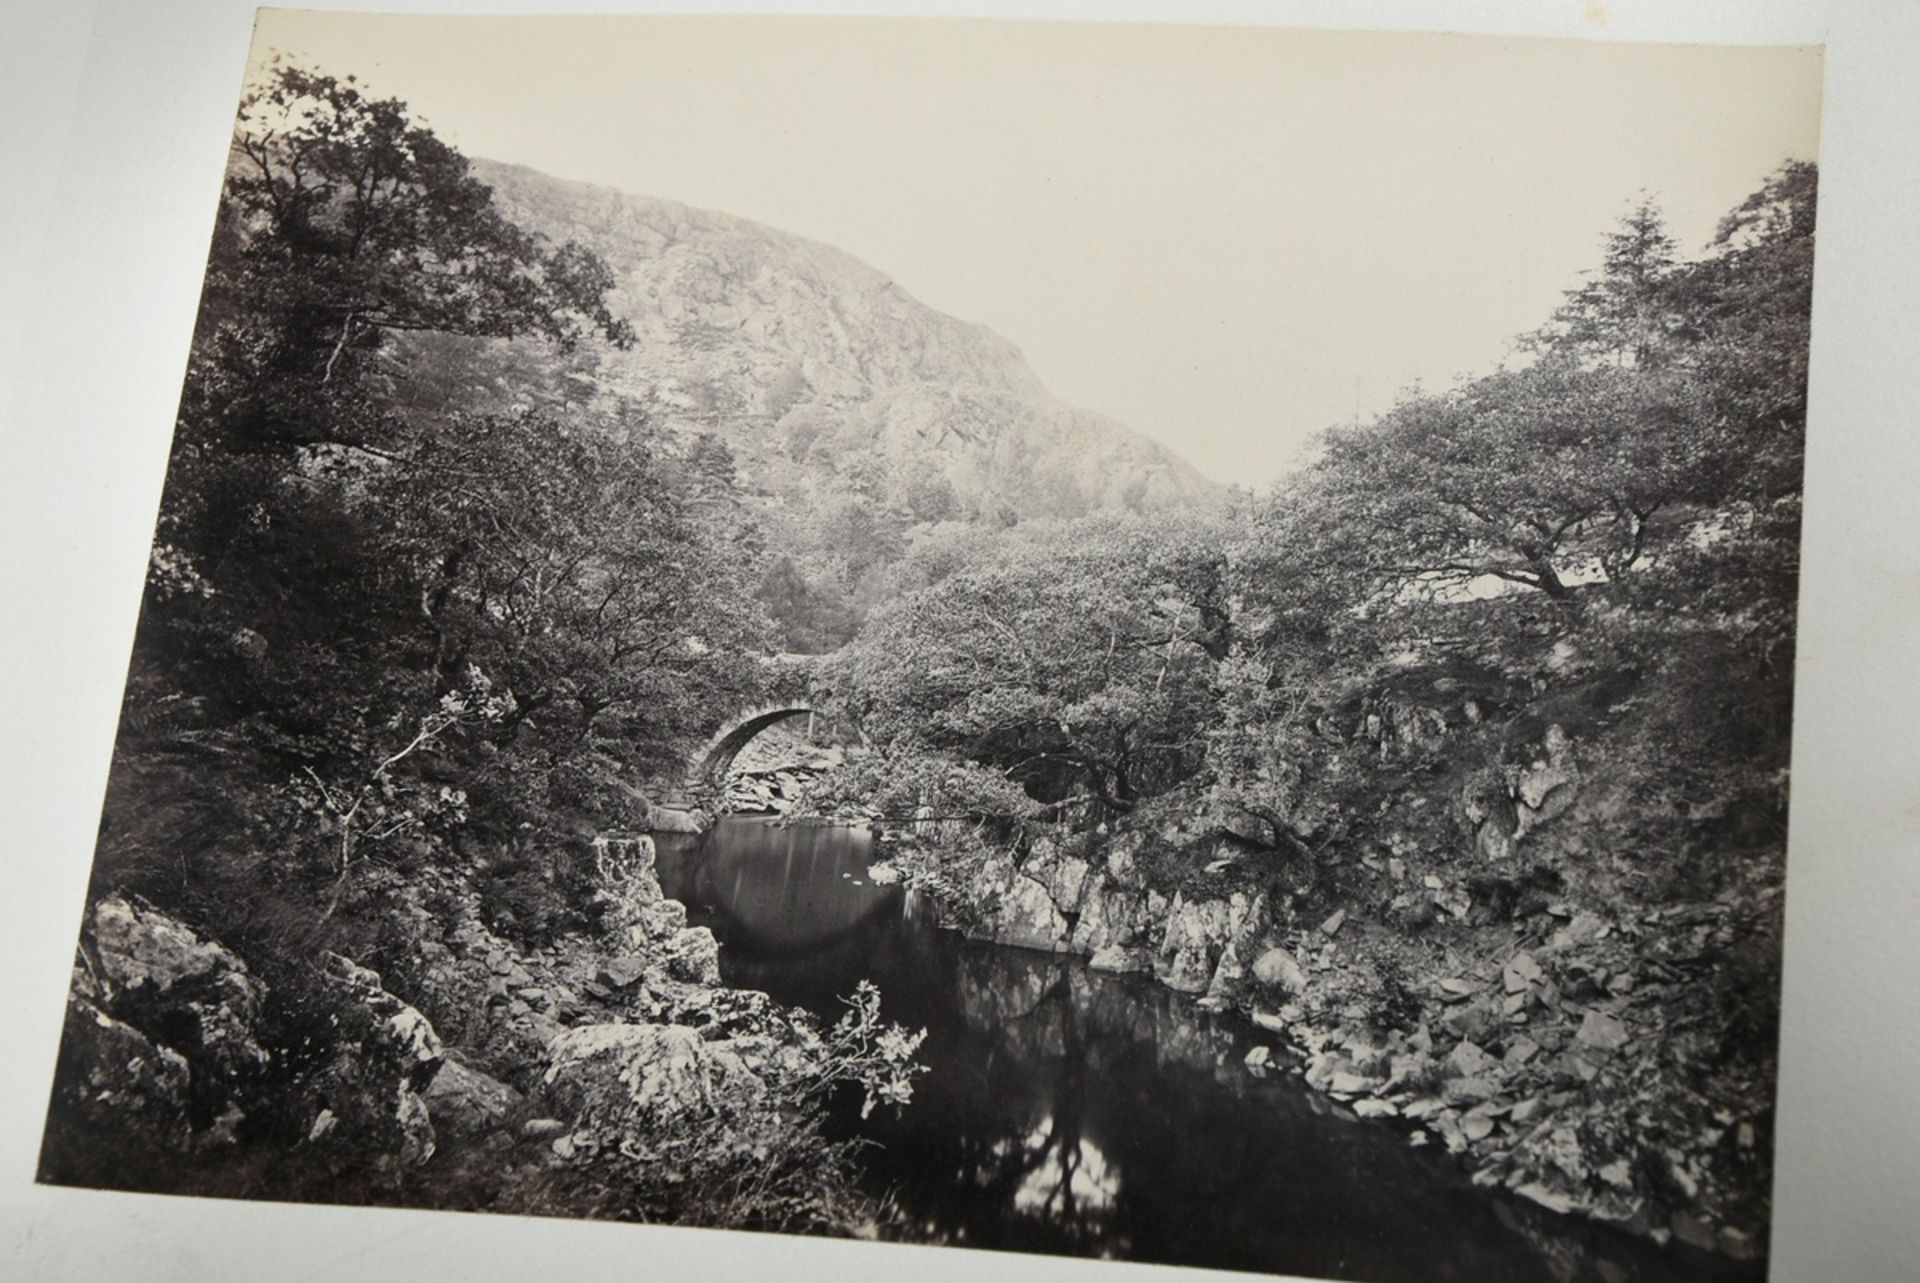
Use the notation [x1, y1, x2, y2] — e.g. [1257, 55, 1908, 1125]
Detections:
[465, 160, 1220, 527]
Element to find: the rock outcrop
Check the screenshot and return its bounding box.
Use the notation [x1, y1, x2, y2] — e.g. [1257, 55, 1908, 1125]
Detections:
[48, 896, 269, 1167]
[45, 896, 457, 1181]
[43, 834, 883, 1227]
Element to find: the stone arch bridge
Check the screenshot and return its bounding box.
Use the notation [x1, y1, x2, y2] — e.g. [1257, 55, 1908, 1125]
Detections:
[691, 701, 821, 783]
[657, 653, 845, 807]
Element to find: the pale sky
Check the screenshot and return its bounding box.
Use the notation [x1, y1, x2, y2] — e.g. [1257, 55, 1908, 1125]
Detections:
[245, 11, 1823, 486]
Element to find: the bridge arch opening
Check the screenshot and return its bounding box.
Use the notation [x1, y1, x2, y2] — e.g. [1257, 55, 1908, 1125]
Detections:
[696, 705, 816, 784]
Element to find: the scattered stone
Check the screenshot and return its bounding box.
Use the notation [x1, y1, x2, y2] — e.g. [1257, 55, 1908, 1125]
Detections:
[1565, 1054, 1600, 1083]
[1385, 1052, 1436, 1090]
[1087, 944, 1151, 973]
[1515, 1182, 1575, 1214]
[1251, 1009, 1290, 1034]
[1671, 1211, 1718, 1252]
[1443, 1001, 1496, 1042]
[1446, 1076, 1498, 1104]
[1448, 1039, 1494, 1078]
[424, 1057, 521, 1139]
[1597, 1159, 1634, 1189]
[520, 1117, 568, 1140]
[1319, 909, 1348, 937]
[1552, 911, 1610, 951]
[595, 957, 646, 991]
[1502, 951, 1543, 993]
[1576, 1009, 1631, 1054]
[1353, 1099, 1400, 1119]
[1251, 945, 1307, 994]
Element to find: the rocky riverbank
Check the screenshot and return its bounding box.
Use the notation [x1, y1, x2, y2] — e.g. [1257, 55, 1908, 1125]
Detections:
[871, 721, 1776, 1265]
[42, 837, 921, 1230]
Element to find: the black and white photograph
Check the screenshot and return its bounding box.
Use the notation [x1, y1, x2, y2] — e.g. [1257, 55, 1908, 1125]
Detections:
[23, 10, 1834, 1283]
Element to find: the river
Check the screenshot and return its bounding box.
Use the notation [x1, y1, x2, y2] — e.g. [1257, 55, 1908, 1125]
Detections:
[655, 816, 1757, 1283]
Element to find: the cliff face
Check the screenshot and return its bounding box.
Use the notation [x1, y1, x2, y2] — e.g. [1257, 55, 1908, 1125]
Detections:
[466, 159, 1220, 524]
[914, 677, 1779, 1266]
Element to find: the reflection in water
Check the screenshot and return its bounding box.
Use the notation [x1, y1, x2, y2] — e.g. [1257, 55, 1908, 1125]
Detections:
[1009, 1122, 1120, 1221]
[658, 818, 1758, 1283]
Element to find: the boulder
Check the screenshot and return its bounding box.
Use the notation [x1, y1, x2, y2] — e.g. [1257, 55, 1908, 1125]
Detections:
[85, 896, 270, 1083]
[1447, 1039, 1495, 1078]
[538, 1023, 768, 1143]
[597, 957, 648, 991]
[1069, 879, 1150, 955]
[42, 897, 273, 1179]
[1513, 726, 1580, 839]
[1025, 839, 1094, 915]
[1202, 936, 1252, 1006]
[981, 870, 1072, 952]
[652, 807, 710, 834]
[1251, 945, 1307, 994]
[91, 897, 256, 1003]
[1087, 944, 1152, 974]
[306, 953, 448, 1168]
[1502, 951, 1544, 994]
[1155, 895, 1234, 994]
[423, 1055, 522, 1139]
[639, 899, 689, 940]
[1575, 1009, 1632, 1054]
[663, 927, 723, 985]
[43, 993, 195, 1170]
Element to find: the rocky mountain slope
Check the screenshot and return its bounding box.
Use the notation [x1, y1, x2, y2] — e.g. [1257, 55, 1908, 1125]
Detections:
[466, 159, 1220, 524]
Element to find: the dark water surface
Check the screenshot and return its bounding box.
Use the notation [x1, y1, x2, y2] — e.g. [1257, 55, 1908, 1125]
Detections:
[656, 817, 1753, 1283]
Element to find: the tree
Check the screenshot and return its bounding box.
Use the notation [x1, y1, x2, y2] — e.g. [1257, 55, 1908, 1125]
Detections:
[102, 60, 774, 933]
[373, 412, 770, 785]
[838, 516, 1226, 816]
[1528, 195, 1682, 368]
[1287, 361, 1706, 606]
[204, 58, 632, 453]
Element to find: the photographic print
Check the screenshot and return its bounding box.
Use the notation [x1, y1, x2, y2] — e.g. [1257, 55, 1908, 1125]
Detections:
[36, 12, 1822, 1283]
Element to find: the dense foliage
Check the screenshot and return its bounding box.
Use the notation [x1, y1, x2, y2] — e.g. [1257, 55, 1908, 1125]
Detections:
[839, 161, 1811, 879]
[828, 166, 1814, 1236]
[105, 63, 771, 953]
